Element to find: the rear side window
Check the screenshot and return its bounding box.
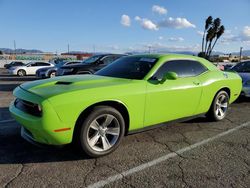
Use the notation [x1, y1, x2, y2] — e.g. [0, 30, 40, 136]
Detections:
[37, 62, 50, 66]
[153, 60, 208, 79]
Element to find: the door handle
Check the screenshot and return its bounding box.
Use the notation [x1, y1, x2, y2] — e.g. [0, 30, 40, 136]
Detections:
[193, 81, 200, 85]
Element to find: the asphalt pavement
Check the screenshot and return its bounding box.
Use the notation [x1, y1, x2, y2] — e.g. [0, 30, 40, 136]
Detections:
[0, 68, 249, 188]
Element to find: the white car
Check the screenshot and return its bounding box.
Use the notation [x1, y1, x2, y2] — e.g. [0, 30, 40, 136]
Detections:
[8, 62, 54, 76]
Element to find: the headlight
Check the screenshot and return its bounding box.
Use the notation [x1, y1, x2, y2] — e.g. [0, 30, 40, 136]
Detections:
[14, 98, 42, 117]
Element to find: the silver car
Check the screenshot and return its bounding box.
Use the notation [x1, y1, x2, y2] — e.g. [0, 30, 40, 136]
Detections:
[231, 60, 250, 97]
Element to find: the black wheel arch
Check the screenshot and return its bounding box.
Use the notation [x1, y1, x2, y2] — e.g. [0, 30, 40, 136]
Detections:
[73, 100, 130, 143]
[215, 87, 231, 100]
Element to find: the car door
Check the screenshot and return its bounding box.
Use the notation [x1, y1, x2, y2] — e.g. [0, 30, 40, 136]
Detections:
[144, 59, 207, 127]
[35, 62, 52, 73]
[27, 62, 39, 74]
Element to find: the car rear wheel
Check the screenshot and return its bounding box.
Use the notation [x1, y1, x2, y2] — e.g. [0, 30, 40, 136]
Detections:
[49, 71, 56, 78]
[207, 90, 229, 121]
[78, 106, 125, 157]
[17, 69, 26, 77]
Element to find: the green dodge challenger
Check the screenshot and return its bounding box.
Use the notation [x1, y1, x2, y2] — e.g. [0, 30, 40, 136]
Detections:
[9, 54, 242, 157]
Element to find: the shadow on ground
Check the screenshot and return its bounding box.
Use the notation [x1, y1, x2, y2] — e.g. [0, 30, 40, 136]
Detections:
[0, 126, 91, 164]
[0, 84, 20, 91]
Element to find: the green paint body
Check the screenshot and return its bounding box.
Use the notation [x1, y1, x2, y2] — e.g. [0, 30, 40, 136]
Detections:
[9, 54, 242, 145]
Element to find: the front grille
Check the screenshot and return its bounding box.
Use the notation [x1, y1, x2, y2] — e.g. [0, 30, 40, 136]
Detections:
[14, 98, 42, 117]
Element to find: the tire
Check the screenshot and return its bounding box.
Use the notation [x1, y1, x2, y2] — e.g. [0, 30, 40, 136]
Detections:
[17, 69, 26, 77]
[78, 106, 125, 157]
[206, 90, 229, 121]
[49, 71, 56, 78]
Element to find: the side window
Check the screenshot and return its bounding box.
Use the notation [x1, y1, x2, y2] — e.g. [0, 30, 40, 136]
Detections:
[102, 56, 115, 65]
[37, 62, 50, 66]
[30, 63, 37, 67]
[153, 60, 207, 79]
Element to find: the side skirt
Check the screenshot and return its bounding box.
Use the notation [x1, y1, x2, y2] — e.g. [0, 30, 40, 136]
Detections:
[127, 113, 206, 135]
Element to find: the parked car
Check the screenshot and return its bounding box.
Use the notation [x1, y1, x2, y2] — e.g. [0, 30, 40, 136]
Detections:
[36, 60, 82, 79]
[56, 54, 126, 76]
[8, 62, 54, 76]
[230, 60, 250, 97]
[4, 61, 25, 69]
[9, 54, 242, 157]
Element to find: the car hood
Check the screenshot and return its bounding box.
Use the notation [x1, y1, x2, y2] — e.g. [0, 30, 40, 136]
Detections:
[238, 73, 250, 82]
[20, 74, 133, 98]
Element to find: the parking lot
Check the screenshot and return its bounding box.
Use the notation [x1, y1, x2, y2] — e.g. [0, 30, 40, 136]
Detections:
[0, 68, 250, 188]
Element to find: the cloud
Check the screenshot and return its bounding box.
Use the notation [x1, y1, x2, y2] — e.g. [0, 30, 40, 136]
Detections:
[159, 17, 196, 29]
[135, 16, 159, 31]
[121, 14, 131, 27]
[134, 16, 141, 21]
[220, 34, 239, 44]
[241, 26, 250, 41]
[168, 37, 184, 42]
[220, 26, 250, 44]
[127, 42, 200, 53]
[152, 5, 167, 15]
[158, 36, 164, 40]
[197, 30, 203, 36]
[107, 45, 120, 50]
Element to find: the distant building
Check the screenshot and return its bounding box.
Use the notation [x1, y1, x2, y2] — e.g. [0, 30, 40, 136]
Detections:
[61, 52, 93, 60]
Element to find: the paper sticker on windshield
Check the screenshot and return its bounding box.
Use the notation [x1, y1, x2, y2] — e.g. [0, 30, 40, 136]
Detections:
[139, 58, 156, 63]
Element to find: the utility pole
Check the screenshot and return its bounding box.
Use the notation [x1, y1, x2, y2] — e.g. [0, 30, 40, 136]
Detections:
[14, 40, 16, 55]
[93, 45, 96, 54]
[67, 44, 70, 54]
[239, 47, 243, 62]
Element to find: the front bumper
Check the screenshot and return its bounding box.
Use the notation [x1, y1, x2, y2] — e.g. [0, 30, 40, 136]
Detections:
[9, 87, 74, 145]
[8, 69, 17, 75]
[36, 71, 47, 79]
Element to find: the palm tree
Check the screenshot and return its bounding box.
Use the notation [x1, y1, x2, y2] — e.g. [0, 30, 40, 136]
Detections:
[202, 16, 213, 52]
[206, 18, 221, 56]
[205, 27, 215, 56]
[199, 16, 225, 59]
[208, 25, 225, 56]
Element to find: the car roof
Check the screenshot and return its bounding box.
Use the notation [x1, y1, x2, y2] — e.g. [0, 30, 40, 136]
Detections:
[126, 53, 218, 71]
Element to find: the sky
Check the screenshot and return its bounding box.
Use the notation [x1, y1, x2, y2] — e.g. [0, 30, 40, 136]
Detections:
[0, 0, 250, 54]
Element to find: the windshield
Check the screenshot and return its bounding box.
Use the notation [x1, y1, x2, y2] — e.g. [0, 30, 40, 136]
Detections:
[231, 61, 250, 73]
[95, 56, 157, 80]
[56, 61, 67, 67]
[82, 55, 103, 64]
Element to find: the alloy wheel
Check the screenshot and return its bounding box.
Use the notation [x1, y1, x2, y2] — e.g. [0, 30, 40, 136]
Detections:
[86, 114, 120, 152]
[215, 94, 228, 118]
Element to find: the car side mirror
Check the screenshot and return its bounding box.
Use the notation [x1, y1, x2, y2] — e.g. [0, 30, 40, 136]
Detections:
[160, 72, 178, 83]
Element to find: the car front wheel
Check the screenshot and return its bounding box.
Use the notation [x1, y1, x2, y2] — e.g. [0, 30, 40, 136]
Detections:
[17, 69, 26, 77]
[207, 90, 229, 121]
[79, 106, 125, 157]
[49, 71, 56, 78]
